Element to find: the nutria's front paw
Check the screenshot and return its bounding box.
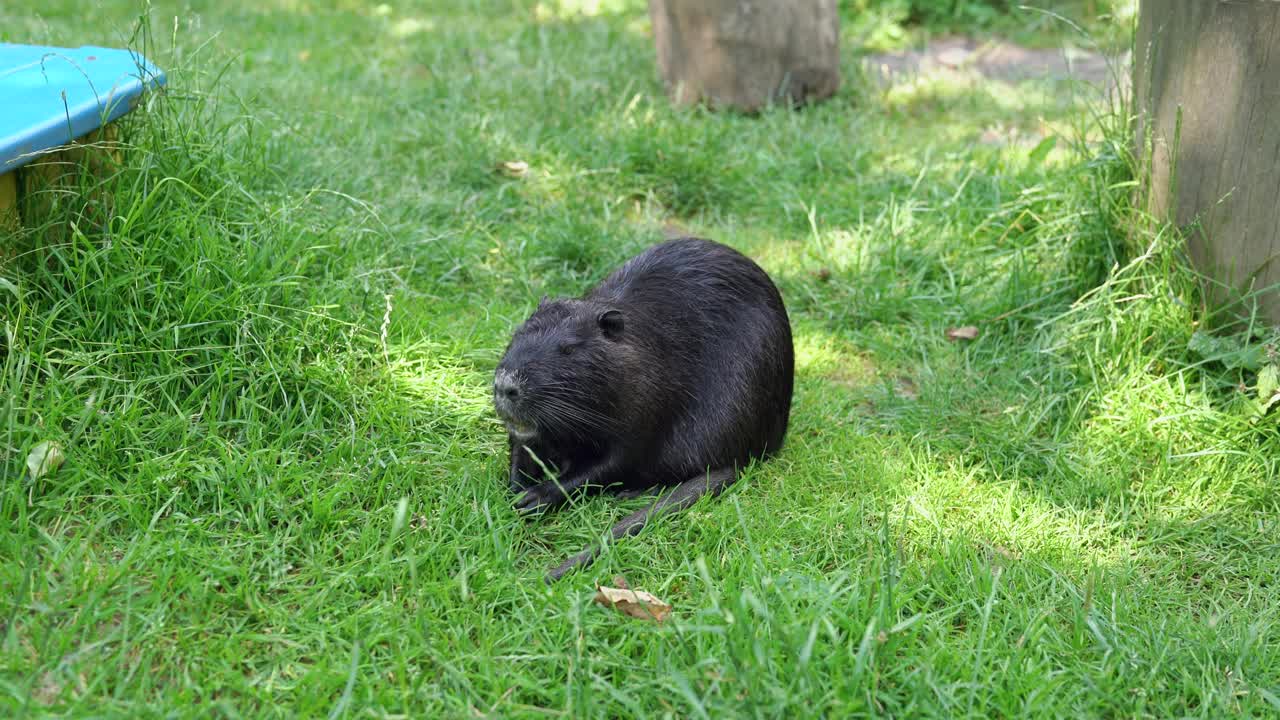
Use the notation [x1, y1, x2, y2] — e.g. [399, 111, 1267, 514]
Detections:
[515, 482, 566, 515]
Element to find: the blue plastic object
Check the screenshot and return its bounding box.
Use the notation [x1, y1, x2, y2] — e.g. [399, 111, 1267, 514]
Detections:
[0, 43, 165, 172]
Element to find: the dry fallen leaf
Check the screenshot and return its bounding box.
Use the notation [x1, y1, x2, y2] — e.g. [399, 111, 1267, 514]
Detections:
[978, 127, 1007, 145]
[990, 544, 1019, 561]
[26, 441, 65, 481]
[33, 671, 61, 706]
[893, 375, 919, 401]
[593, 585, 671, 623]
[497, 160, 529, 177]
[945, 325, 980, 341]
[661, 221, 690, 240]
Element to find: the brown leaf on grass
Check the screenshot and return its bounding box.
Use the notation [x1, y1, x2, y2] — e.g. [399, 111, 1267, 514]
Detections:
[978, 127, 1008, 145]
[986, 543, 1020, 561]
[34, 671, 62, 705]
[593, 585, 671, 623]
[814, 267, 832, 283]
[496, 160, 529, 177]
[893, 375, 919, 401]
[945, 325, 980, 341]
[661, 221, 690, 240]
[611, 575, 630, 590]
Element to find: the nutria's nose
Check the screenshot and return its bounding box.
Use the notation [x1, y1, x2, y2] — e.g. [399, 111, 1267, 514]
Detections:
[494, 374, 520, 403]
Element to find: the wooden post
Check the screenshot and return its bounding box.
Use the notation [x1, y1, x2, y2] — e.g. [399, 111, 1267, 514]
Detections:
[0, 172, 17, 235]
[19, 126, 122, 221]
[648, 0, 840, 113]
[1133, 1, 1280, 325]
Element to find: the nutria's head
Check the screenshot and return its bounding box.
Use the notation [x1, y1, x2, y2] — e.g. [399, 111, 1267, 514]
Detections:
[494, 297, 626, 442]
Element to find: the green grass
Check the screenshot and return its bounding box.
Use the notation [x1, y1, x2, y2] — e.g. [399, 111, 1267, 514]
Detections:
[845, 0, 1137, 52]
[2, 1, 1278, 717]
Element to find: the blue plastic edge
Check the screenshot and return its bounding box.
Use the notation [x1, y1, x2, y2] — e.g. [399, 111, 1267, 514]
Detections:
[0, 47, 167, 173]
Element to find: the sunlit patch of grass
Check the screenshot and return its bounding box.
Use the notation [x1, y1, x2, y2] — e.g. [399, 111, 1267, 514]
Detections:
[793, 328, 879, 388]
[537, 0, 635, 21]
[891, 450, 1141, 572]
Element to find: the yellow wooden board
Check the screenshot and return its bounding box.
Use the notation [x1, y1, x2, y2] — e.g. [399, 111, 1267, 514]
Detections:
[1, 125, 121, 234]
[0, 172, 17, 235]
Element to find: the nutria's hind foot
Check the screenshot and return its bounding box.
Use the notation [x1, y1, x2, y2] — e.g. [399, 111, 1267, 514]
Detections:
[543, 467, 737, 584]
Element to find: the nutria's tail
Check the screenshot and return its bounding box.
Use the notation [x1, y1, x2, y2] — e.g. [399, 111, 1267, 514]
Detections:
[544, 467, 736, 583]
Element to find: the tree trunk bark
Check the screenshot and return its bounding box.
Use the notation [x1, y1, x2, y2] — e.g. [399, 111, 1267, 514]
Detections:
[1134, 0, 1280, 325]
[648, 0, 840, 114]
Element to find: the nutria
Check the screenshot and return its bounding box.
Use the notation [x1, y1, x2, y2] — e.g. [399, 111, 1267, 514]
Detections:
[493, 237, 794, 582]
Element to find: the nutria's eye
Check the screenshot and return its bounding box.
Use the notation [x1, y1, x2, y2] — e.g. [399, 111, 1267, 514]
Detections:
[598, 309, 624, 339]
[559, 344, 575, 356]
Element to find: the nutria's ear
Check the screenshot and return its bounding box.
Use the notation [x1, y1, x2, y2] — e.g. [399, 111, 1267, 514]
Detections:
[598, 309, 624, 338]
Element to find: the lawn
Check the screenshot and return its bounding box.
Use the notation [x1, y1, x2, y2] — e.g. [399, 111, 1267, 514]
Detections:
[3, 1, 1279, 717]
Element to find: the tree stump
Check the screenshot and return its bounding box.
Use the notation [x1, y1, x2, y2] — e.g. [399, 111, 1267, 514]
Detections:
[648, 0, 840, 113]
[1134, 0, 1280, 325]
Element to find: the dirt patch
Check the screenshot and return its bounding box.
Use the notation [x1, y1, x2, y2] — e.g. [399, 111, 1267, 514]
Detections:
[33, 671, 63, 706]
[824, 354, 878, 389]
[861, 35, 1129, 90]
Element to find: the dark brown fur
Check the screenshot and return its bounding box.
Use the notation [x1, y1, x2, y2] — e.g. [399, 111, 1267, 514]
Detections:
[493, 237, 794, 581]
